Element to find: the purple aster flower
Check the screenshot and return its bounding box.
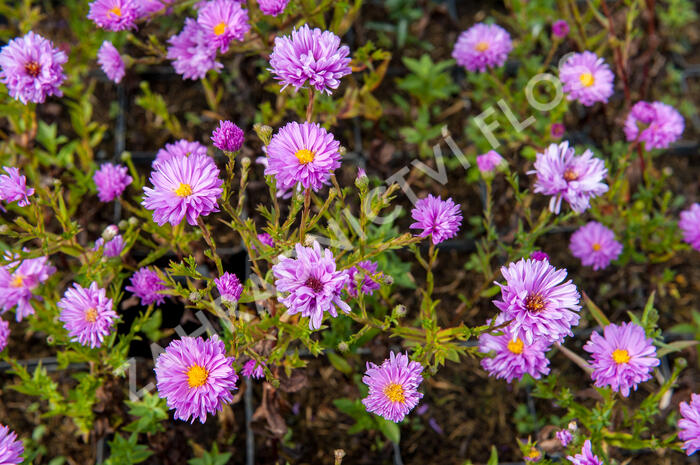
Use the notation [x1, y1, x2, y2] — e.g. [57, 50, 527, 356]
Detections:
[272, 241, 350, 330]
[264, 121, 341, 192]
[624, 101, 684, 151]
[155, 335, 238, 423]
[530, 251, 549, 261]
[126, 267, 167, 306]
[93, 163, 132, 202]
[154, 139, 208, 167]
[569, 221, 622, 270]
[679, 393, 700, 455]
[478, 315, 551, 383]
[552, 20, 570, 39]
[583, 322, 659, 397]
[257, 233, 275, 248]
[476, 150, 505, 173]
[211, 120, 244, 152]
[58, 282, 117, 349]
[409, 194, 463, 245]
[557, 429, 573, 447]
[93, 234, 125, 258]
[269, 24, 352, 94]
[87, 0, 138, 31]
[259, 0, 289, 16]
[0, 31, 67, 104]
[137, 0, 173, 17]
[197, 0, 250, 53]
[0, 255, 55, 322]
[493, 258, 581, 345]
[452, 23, 513, 72]
[143, 152, 223, 226]
[242, 359, 265, 379]
[97, 41, 125, 83]
[167, 18, 222, 80]
[0, 167, 34, 207]
[0, 319, 9, 352]
[567, 440, 603, 465]
[524, 448, 542, 462]
[346, 260, 381, 298]
[215, 272, 243, 303]
[529, 141, 608, 214]
[680, 203, 700, 251]
[550, 123, 565, 139]
[361, 352, 424, 423]
[559, 51, 615, 106]
[0, 425, 23, 465]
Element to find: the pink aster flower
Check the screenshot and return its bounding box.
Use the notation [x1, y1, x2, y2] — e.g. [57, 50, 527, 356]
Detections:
[154, 139, 208, 167]
[552, 20, 570, 39]
[272, 241, 350, 330]
[87, 0, 138, 31]
[452, 23, 513, 72]
[259, 0, 289, 16]
[569, 221, 622, 270]
[583, 322, 659, 397]
[550, 123, 565, 139]
[493, 258, 580, 345]
[0, 319, 9, 352]
[211, 120, 244, 152]
[362, 352, 424, 423]
[215, 272, 243, 303]
[679, 393, 700, 455]
[530, 251, 549, 261]
[476, 150, 505, 173]
[97, 41, 125, 83]
[58, 282, 117, 349]
[410, 194, 463, 245]
[167, 18, 222, 80]
[0, 167, 34, 207]
[143, 152, 223, 226]
[126, 267, 167, 306]
[559, 51, 615, 106]
[624, 101, 684, 151]
[93, 163, 132, 202]
[242, 359, 265, 379]
[557, 429, 573, 447]
[346, 260, 381, 298]
[257, 233, 275, 248]
[269, 24, 352, 94]
[567, 440, 603, 465]
[155, 335, 238, 423]
[93, 234, 125, 258]
[0, 425, 23, 465]
[529, 141, 608, 214]
[0, 31, 67, 104]
[264, 121, 341, 192]
[478, 315, 551, 383]
[0, 254, 55, 322]
[197, 0, 250, 53]
[680, 203, 700, 251]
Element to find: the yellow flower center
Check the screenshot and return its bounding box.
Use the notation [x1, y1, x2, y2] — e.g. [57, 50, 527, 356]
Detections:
[475, 41, 489, 52]
[10, 274, 24, 288]
[294, 149, 315, 164]
[186, 364, 209, 388]
[108, 6, 122, 17]
[213, 22, 227, 36]
[174, 183, 193, 197]
[85, 308, 98, 323]
[612, 349, 631, 364]
[592, 243, 602, 251]
[383, 382, 405, 403]
[526, 448, 541, 460]
[579, 72, 595, 87]
[525, 293, 545, 313]
[563, 168, 579, 182]
[507, 338, 525, 354]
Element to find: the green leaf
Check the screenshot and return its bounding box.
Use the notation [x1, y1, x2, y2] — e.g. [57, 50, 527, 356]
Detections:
[487, 445, 499, 465]
[375, 417, 400, 444]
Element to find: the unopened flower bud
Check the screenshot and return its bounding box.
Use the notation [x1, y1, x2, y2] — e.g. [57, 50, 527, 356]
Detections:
[355, 167, 369, 190]
[241, 157, 251, 169]
[120, 151, 131, 162]
[382, 274, 394, 286]
[118, 220, 128, 230]
[253, 123, 273, 145]
[338, 146, 347, 157]
[128, 217, 139, 227]
[394, 304, 407, 317]
[337, 341, 349, 353]
[0, 225, 9, 235]
[102, 224, 119, 241]
[189, 291, 201, 302]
